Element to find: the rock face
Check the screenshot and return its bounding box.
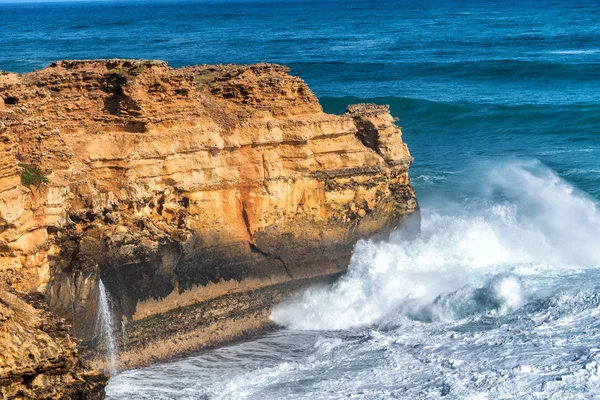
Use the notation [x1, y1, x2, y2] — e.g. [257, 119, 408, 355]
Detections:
[0, 60, 418, 370]
[0, 288, 107, 399]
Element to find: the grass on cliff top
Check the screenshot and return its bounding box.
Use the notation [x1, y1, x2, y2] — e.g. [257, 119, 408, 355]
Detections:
[18, 163, 49, 189]
[108, 66, 145, 76]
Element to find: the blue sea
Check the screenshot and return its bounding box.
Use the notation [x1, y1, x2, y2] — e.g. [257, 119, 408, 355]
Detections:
[3, 0, 600, 398]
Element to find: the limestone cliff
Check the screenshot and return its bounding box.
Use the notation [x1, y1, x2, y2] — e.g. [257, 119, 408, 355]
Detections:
[0, 60, 418, 370]
[0, 288, 107, 399]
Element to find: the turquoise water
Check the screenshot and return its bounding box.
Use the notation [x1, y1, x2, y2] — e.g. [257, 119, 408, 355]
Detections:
[3, 0, 600, 398]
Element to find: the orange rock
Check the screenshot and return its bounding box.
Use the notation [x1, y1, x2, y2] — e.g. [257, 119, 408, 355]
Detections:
[0, 289, 107, 399]
[0, 59, 419, 366]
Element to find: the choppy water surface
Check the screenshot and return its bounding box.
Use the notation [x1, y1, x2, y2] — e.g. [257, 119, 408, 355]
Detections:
[4, 0, 600, 398]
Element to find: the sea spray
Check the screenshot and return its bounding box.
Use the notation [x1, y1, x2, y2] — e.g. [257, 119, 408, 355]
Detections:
[121, 320, 128, 352]
[98, 279, 118, 375]
[107, 161, 600, 399]
[271, 160, 600, 330]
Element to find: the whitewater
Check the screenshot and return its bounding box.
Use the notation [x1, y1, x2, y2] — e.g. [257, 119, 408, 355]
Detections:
[107, 159, 600, 399]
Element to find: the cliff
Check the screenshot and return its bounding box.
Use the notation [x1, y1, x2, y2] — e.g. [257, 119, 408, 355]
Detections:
[0, 60, 418, 372]
[0, 288, 107, 399]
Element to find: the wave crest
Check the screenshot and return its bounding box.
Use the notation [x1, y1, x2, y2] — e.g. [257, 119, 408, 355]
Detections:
[271, 160, 600, 330]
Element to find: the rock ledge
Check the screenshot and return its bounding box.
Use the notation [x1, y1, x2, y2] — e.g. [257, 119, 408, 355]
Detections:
[0, 60, 418, 373]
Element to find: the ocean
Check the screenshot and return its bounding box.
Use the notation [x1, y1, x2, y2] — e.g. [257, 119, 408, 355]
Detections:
[3, 0, 600, 398]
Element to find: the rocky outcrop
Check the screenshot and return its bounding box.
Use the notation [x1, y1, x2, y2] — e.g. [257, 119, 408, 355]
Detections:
[0, 60, 418, 371]
[0, 288, 107, 399]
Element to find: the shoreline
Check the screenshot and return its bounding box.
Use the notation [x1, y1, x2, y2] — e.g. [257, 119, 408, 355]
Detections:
[86, 272, 343, 373]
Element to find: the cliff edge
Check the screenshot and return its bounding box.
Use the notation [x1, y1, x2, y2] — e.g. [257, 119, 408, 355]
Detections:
[0, 60, 418, 372]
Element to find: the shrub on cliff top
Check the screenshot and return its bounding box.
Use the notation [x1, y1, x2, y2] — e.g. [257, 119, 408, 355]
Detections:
[130, 66, 145, 76]
[18, 163, 49, 189]
[108, 67, 129, 76]
[108, 66, 145, 77]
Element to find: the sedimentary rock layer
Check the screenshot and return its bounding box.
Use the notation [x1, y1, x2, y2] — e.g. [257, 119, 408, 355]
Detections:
[0, 60, 418, 369]
[0, 288, 107, 399]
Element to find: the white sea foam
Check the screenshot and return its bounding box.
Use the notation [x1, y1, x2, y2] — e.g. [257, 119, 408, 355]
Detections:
[108, 160, 600, 400]
[98, 279, 119, 375]
[413, 174, 449, 183]
[537, 147, 597, 156]
[549, 49, 600, 55]
[272, 160, 600, 330]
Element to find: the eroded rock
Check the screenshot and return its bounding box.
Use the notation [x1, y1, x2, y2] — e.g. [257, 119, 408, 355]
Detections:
[0, 288, 107, 399]
[0, 60, 419, 371]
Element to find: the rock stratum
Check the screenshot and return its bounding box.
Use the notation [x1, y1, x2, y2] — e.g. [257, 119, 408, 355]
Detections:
[0, 60, 418, 385]
[0, 289, 107, 399]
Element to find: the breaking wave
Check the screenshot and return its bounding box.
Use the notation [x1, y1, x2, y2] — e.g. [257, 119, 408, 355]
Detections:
[271, 160, 600, 330]
[108, 160, 600, 400]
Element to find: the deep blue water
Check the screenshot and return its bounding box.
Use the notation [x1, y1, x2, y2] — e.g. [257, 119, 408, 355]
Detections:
[2, 0, 600, 200]
[4, 1, 600, 398]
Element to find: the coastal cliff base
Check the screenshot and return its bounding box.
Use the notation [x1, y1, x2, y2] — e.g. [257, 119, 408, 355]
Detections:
[87, 273, 342, 370]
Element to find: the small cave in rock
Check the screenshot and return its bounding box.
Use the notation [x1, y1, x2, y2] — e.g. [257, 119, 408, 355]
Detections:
[353, 119, 381, 156]
[21, 373, 36, 386]
[3, 96, 18, 105]
[180, 197, 190, 208]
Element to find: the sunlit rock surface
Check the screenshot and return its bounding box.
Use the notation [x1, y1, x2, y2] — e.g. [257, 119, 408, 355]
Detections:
[0, 60, 418, 369]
